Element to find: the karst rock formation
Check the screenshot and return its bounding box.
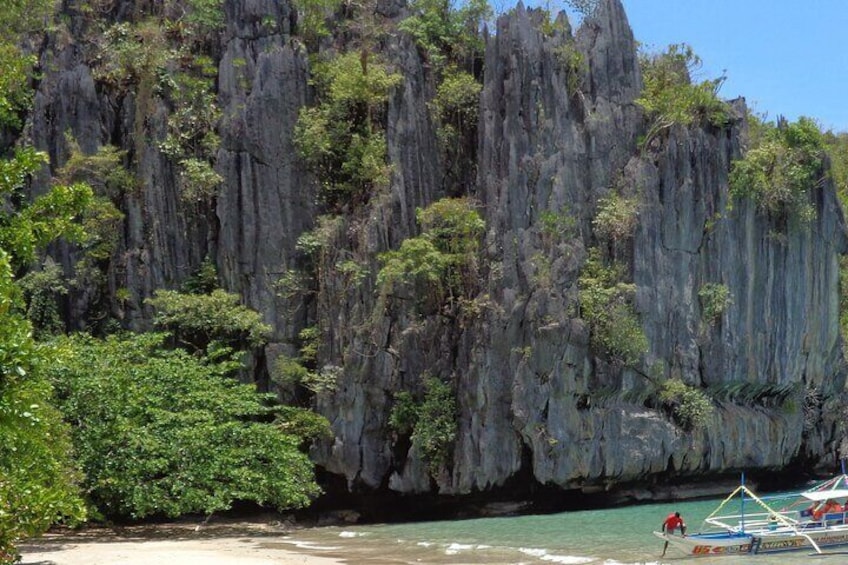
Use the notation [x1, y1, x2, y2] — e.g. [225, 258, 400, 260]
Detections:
[15, 0, 847, 502]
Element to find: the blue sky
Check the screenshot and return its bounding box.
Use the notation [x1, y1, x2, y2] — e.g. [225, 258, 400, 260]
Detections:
[569, 1, 848, 132]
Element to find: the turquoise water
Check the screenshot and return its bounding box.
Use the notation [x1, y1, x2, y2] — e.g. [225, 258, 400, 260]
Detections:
[268, 493, 848, 564]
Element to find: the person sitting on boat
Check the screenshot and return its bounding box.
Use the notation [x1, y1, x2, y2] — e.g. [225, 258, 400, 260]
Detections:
[768, 514, 779, 530]
[811, 499, 841, 522]
[823, 499, 843, 522]
[661, 512, 686, 557]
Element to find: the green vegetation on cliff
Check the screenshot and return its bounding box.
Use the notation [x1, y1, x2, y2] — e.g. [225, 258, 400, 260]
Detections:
[295, 51, 401, 210]
[377, 197, 485, 315]
[390, 376, 457, 474]
[399, 0, 490, 70]
[578, 248, 647, 366]
[730, 115, 826, 227]
[637, 43, 730, 147]
[87, 5, 223, 203]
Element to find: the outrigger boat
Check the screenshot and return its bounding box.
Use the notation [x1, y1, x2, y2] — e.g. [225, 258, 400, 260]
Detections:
[654, 470, 848, 556]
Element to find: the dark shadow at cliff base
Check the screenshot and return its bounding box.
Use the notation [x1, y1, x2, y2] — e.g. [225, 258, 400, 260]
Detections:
[300, 465, 825, 526]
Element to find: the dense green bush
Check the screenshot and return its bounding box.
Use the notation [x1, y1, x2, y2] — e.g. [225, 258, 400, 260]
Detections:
[1, 145, 119, 341]
[413, 377, 457, 472]
[0, 148, 96, 271]
[46, 333, 323, 520]
[0, 0, 54, 130]
[147, 289, 272, 353]
[270, 326, 339, 395]
[183, 0, 226, 44]
[17, 259, 67, 338]
[730, 116, 825, 226]
[180, 257, 219, 295]
[388, 391, 418, 435]
[431, 66, 481, 144]
[0, 253, 85, 564]
[91, 20, 171, 91]
[58, 135, 136, 200]
[272, 356, 340, 395]
[592, 192, 639, 243]
[0, 43, 36, 129]
[291, 0, 340, 46]
[399, 0, 490, 70]
[538, 205, 577, 249]
[0, 0, 54, 37]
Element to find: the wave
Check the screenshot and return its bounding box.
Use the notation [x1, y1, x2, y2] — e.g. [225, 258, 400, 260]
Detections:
[284, 540, 342, 551]
[519, 547, 594, 564]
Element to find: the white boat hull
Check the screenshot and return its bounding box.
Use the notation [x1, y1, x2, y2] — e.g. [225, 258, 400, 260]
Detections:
[655, 525, 848, 556]
[654, 531, 753, 556]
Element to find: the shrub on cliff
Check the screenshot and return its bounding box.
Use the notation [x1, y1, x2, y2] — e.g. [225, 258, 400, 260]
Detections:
[377, 197, 484, 315]
[730, 116, 825, 227]
[399, 0, 490, 70]
[636, 43, 730, 147]
[578, 249, 647, 365]
[146, 288, 272, 354]
[389, 376, 457, 474]
[46, 332, 323, 520]
[294, 51, 402, 210]
[658, 379, 714, 431]
[698, 282, 732, 325]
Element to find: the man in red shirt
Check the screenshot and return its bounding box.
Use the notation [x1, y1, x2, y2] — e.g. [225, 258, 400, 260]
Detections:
[661, 511, 686, 557]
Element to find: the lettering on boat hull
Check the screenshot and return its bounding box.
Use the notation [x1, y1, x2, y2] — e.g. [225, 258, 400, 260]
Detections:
[691, 544, 751, 555]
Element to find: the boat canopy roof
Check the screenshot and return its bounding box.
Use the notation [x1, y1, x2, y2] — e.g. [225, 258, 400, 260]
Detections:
[801, 489, 848, 501]
[801, 474, 848, 501]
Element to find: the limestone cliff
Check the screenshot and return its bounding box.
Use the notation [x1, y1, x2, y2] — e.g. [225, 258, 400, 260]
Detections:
[16, 0, 848, 502]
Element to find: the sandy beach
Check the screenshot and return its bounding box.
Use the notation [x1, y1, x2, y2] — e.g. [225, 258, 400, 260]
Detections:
[19, 519, 346, 565]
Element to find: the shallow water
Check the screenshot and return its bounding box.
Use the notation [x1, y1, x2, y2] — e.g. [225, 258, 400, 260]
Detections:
[272, 493, 848, 564]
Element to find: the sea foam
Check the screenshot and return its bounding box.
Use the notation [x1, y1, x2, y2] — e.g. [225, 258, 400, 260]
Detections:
[519, 547, 594, 564]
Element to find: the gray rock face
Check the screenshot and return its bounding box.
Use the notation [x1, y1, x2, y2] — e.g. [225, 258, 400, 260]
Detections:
[216, 3, 311, 344]
[29, 13, 211, 329]
[632, 118, 847, 467]
[315, 0, 846, 494]
[22, 0, 848, 498]
[309, 31, 447, 490]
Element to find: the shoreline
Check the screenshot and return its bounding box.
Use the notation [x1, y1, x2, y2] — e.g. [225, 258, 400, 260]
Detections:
[19, 519, 346, 565]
